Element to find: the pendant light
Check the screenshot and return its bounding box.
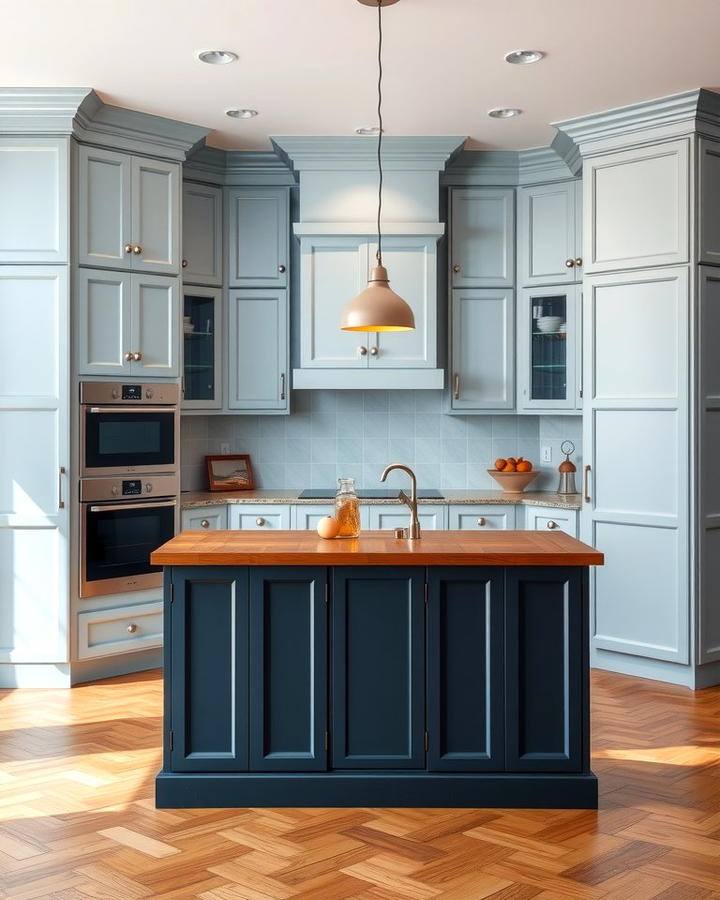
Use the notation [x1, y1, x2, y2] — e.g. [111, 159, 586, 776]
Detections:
[340, 0, 415, 333]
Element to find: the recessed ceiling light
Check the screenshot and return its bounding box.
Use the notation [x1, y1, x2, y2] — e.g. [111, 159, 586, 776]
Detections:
[504, 49, 543, 65]
[198, 50, 238, 65]
[354, 125, 380, 136]
[488, 107, 522, 119]
[226, 108, 258, 119]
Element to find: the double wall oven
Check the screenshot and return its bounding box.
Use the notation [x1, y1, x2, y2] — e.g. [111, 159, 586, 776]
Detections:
[79, 383, 180, 598]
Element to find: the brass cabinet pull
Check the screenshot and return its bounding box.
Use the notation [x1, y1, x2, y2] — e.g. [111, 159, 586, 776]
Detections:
[181, 258, 188, 268]
[124, 351, 133, 362]
[359, 345, 368, 356]
[584, 465, 591, 503]
[200, 519, 210, 528]
[58, 466, 66, 509]
[278, 264, 286, 273]
[132, 245, 142, 255]
[477, 517, 486, 526]
[452, 264, 461, 273]
[256, 517, 266, 526]
[453, 373, 460, 399]
[369, 346, 378, 356]
[280, 373, 286, 400]
[127, 623, 138, 634]
[124, 243, 133, 254]
[565, 258, 575, 268]
[132, 351, 142, 362]
[574, 257, 583, 267]
[546, 520, 559, 529]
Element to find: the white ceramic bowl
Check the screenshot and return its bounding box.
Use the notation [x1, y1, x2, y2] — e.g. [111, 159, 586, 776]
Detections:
[537, 316, 564, 333]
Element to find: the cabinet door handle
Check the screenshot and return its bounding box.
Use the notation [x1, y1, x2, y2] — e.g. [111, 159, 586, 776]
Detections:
[369, 346, 378, 357]
[200, 519, 210, 528]
[546, 520, 559, 529]
[280, 373, 286, 400]
[58, 466, 66, 509]
[584, 465, 591, 503]
[132, 352, 142, 361]
[477, 517, 486, 526]
[574, 257, 583, 267]
[452, 264, 461, 273]
[278, 264, 286, 273]
[359, 345, 368, 356]
[565, 258, 575, 268]
[181, 258, 188, 268]
[124, 351, 133, 362]
[127, 623, 138, 634]
[256, 517, 266, 526]
[132, 245, 142, 255]
[124, 243, 133, 254]
[453, 373, 460, 399]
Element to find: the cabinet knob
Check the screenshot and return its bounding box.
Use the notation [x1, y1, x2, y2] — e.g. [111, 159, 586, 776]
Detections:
[278, 264, 286, 273]
[256, 517, 266, 526]
[280, 373, 286, 401]
[132, 245, 142, 255]
[124, 351, 133, 361]
[127, 623, 138, 634]
[200, 519, 210, 528]
[369, 346, 378, 356]
[452, 264, 461, 273]
[181, 258, 188, 268]
[132, 351, 142, 361]
[476, 517, 486, 526]
[359, 345, 368, 356]
[574, 257, 583, 267]
[565, 258, 575, 268]
[124, 243, 133, 254]
[546, 520, 559, 529]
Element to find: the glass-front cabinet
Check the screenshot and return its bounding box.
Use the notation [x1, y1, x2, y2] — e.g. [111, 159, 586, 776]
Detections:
[182, 287, 222, 410]
[518, 285, 581, 411]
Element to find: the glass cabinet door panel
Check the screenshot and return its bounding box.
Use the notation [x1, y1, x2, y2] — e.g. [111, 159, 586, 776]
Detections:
[183, 290, 221, 408]
[530, 293, 568, 402]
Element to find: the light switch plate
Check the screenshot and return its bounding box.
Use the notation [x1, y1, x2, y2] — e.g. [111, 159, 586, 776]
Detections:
[541, 445, 552, 463]
[220, 442, 231, 455]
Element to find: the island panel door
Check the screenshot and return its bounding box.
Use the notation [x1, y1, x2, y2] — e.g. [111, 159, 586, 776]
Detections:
[426, 568, 504, 771]
[505, 567, 585, 772]
[249, 567, 327, 771]
[331, 567, 425, 769]
[170, 567, 249, 771]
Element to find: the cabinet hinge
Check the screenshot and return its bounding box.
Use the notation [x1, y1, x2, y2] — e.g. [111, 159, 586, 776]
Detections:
[424, 731, 429, 752]
[169, 730, 174, 751]
[324, 731, 329, 751]
[424, 583, 428, 605]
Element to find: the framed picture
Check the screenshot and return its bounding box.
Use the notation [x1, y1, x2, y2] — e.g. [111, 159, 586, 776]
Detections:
[206, 454, 255, 492]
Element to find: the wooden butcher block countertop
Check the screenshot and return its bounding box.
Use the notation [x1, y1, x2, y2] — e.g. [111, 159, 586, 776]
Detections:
[151, 530, 604, 568]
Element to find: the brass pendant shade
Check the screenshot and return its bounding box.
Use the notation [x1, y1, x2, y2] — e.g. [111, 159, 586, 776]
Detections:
[340, 265, 415, 332]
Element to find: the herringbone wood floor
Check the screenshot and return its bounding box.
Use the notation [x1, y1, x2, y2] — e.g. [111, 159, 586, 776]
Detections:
[0, 670, 719, 899]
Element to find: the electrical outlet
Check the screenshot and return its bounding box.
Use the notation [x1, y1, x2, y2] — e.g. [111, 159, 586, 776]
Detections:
[541, 445, 552, 463]
[220, 441, 231, 455]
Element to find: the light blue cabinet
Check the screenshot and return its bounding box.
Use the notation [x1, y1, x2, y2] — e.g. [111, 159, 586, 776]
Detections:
[0, 138, 69, 264]
[450, 288, 514, 411]
[181, 507, 227, 531]
[449, 188, 514, 288]
[228, 505, 292, 530]
[518, 181, 582, 286]
[525, 506, 578, 538]
[368, 504, 448, 531]
[227, 289, 288, 413]
[448, 504, 516, 529]
[77, 145, 180, 274]
[182, 182, 222, 285]
[227, 187, 289, 288]
[77, 268, 179, 377]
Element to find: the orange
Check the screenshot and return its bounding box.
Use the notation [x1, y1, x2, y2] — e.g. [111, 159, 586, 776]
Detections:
[506, 457, 517, 466]
[517, 460, 532, 472]
[494, 458, 507, 471]
[504, 461, 517, 472]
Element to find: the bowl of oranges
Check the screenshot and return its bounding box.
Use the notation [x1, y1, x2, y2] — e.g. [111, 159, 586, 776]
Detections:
[488, 457, 539, 493]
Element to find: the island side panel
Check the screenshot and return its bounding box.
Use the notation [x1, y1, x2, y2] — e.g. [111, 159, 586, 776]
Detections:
[505, 567, 585, 772]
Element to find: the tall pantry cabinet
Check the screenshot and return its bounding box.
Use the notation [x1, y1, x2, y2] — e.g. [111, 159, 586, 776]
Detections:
[555, 89, 720, 688]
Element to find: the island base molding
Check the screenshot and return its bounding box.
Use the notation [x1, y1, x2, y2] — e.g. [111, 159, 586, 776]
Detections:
[156, 771, 599, 809]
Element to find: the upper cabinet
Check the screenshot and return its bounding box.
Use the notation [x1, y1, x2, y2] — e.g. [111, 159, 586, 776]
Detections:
[0, 138, 69, 264]
[583, 139, 689, 274]
[77, 146, 180, 274]
[449, 188, 514, 288]
[518, 180, 582, 286]
[183, 286, 222, 410]
[181, 182, 222, 285]
[698, 138, 720, 267]
[227, 187, 289, 288]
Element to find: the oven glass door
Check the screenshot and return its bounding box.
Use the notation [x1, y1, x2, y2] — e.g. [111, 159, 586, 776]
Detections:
[83, 408, 176, 473]
[82, 499, 175, 596]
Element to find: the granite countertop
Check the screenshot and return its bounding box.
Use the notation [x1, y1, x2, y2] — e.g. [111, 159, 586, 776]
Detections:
[181, 489, 582, 511]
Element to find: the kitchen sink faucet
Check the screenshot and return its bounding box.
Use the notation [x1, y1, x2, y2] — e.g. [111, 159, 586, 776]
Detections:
[380, 463, 421, 540]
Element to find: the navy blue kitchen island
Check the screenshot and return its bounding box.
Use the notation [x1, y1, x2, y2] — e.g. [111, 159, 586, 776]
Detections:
[151, 530, 604, 809]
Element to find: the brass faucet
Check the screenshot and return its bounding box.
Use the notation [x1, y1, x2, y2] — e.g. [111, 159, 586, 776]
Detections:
[380, 463, 421, 540]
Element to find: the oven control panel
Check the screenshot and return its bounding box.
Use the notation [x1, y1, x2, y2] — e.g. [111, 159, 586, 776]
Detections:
[121, 385, 142, 401]
[79, 474, 179, 503]
[121, 479, 142, 495]
[79, 381, 180, 405]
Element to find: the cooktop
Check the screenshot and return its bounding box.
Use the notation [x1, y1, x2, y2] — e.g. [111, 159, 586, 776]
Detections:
[298, 488, 444, 500]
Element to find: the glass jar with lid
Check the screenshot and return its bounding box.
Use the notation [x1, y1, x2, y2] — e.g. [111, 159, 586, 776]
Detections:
[335, 477, 361, 538]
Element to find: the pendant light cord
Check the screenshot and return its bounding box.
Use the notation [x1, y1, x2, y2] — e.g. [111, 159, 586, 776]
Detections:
[376, 0, 383, 266]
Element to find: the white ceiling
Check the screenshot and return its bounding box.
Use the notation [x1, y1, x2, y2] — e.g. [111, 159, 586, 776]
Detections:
[2, 0, 720, 151]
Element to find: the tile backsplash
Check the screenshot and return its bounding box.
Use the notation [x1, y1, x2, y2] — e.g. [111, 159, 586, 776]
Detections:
[181, 391, 582, 494]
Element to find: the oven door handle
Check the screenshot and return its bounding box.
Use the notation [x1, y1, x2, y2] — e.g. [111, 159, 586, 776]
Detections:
[88, 500, 177, 513]
[87, 407, 176, 414]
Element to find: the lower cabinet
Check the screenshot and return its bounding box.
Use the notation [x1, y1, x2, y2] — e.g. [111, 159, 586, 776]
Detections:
[166, 564, 588, 779]
[525, 505, 578, 538]
[77, 600, 163, 660]
[291, 503, 371, 531]
[181, 506, 227, 531]
[448, 504, 516, 530]
[228, 504, 291, 530]
[368, 504, 448, 531]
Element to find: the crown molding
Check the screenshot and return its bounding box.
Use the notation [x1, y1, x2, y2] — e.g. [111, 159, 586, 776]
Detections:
[441, 150, 518, 186]
[272, 136, 466, 172]
[183, 147, 296, 186]
[293, 221, 444, 236]
[0, 87, 91, 132]
[553, 88, 720, 157]
[518, 145, 577, 183]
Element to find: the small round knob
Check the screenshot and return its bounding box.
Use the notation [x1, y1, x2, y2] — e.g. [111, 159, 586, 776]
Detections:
[181, 259, 188, 268]
[145, 389, 154, 399]
[132, 245, 142, 255]
[200, 519, 210, 528]
[477, 517, 486, 526]
[145, 483, 152, 493]
[132, 352, 142, 361]
[111, 485, 119, 496]
[124, 351, 133, 361]
[565, 258, 575, 268]
[359, 346, 368, 356]
[546, 520, 559, 529]
[256, 517, 266, 526]
[111, 389, 119, 399]
[278, 264, 286, 273]
[452, 264, 461, 273]
[574, 257, 583, 267]
[124, 243, 133, 254]
[369, 347, 378, 356]
[127, 623, 138, 634]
